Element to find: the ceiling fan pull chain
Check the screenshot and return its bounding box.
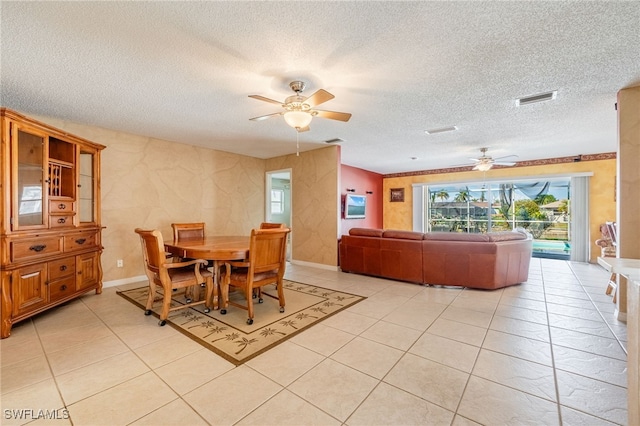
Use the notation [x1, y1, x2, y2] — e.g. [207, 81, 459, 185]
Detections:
[296, 130, 300, 156]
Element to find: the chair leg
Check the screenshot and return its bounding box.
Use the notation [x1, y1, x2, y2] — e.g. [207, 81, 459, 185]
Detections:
[145, 280, 156, 314]
[185, 285, 195, 302]
[606, 273, 618, 304]
[606, 273, 615, 295]
[247, 284, 255, 324]
[205, 276, 214, 312]
[159, 287, 172, 323]
[277, 279, 285, 313]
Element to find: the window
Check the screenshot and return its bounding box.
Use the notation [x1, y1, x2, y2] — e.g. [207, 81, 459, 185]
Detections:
[270, 189, 284, 214]
[425, 178, 572, 260]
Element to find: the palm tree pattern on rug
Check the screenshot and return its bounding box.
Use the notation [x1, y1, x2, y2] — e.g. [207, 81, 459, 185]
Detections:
[118, 280, 366, 365]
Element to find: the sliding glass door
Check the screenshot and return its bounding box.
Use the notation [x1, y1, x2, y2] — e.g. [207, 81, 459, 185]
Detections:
[426, 178, 572, 259]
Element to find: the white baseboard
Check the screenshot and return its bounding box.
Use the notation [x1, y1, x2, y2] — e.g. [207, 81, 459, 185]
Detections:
[104, 261, 339, 288]
[103, 275, 147, 289]
[289, 259, 339, 271]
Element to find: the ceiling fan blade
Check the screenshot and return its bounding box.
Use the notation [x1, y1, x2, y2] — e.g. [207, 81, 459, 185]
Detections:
[304, 89, 334, 107]
[248, 95, 284, 106]
[493, 154, 519, 161]
[249, 112, 282, 121]
[313, 109, 352, 122]
[493, 161, 517, 166]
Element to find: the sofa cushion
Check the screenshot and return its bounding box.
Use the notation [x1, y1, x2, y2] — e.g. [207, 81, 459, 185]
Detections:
[349, 228, 384, 237]
[425, 232, 491, 242]
[382, 230, 424, 240]
[487, 231, 528, 242]
[424, 231, 527, 242]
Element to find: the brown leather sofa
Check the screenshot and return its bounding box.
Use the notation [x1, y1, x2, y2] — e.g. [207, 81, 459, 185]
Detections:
[339, 228, 532, 290]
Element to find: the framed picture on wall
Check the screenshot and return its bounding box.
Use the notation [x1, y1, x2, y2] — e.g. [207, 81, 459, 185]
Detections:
[390, 188, 404, 202]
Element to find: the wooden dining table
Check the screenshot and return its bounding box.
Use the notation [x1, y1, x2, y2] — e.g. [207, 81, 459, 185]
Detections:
[164, 236, 249, 309]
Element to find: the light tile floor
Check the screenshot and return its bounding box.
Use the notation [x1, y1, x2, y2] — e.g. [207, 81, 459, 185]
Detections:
[0, 259, 628, 425]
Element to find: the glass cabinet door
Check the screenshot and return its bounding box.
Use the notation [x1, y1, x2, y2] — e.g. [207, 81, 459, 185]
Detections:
[14, 126, 47, 229]
[78, 149, 96, 224]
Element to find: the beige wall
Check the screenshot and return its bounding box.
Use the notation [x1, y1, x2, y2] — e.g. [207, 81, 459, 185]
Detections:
[266, 146, 341, 267]
[383, 159, 616, 263]
[31, 116, 265, 282]
[30, 114, 342, 280]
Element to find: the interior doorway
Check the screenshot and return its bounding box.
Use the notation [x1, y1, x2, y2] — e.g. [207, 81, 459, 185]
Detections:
[266, 169, 292, 259]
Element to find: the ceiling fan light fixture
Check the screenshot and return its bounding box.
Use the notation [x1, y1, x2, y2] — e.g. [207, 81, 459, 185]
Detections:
[284, 111, 312, 129]
[475, 162, 493, 172]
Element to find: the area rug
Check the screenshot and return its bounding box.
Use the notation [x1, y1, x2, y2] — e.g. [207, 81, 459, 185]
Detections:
[117, 280, 365, 365]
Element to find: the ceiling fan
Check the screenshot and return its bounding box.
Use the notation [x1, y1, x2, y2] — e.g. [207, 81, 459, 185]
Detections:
[462, 147, 518, 171]
[249, 81, 352, 132]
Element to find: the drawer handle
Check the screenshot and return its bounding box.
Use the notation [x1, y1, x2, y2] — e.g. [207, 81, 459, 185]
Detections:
[60, 265, 67, 271]
[75, 238, 86, 244]
[60, 285, 67, 291]
[57, 218, 66, 224]
[58, 203, 66, 210]
[29, 244, 46, 252]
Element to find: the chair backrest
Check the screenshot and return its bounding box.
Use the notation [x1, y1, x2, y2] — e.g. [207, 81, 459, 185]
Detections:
[248, 228, 290, 276]
[172, 222, 206, 241]
[260, 222, 285, 229]
[606, 221, 618, 246]
[134, 228, 166, 274]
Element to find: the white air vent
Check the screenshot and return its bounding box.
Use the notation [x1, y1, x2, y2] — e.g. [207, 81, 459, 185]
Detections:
[425, 126, 458, 135]
[516, 91, 557, 106]
[324, 138, 345, 144]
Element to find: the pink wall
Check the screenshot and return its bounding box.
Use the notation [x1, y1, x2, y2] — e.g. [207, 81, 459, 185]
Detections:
[340, 164, 383, 236]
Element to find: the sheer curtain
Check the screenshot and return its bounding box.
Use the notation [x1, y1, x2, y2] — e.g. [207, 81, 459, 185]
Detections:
[570, 176, 590, 262]
[412, 185, 426, 232]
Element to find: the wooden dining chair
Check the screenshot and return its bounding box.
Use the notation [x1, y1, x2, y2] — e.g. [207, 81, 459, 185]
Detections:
[220, 228, 290, 324]
[260, 222, 285, 229]
[172, 222, 206, 240]
[135, 228, 213, 326]
[171, 222, 213, 266]
[170, 222, 215, 301]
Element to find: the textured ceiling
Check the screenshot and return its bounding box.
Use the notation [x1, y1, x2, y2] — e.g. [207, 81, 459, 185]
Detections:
[1, 1, 639, 174]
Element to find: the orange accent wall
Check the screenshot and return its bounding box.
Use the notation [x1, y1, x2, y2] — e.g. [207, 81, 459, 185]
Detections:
[341, 164, 383, 236]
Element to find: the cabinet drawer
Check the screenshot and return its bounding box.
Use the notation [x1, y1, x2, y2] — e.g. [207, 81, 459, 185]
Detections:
[49, 215, 74, 228]
[64, 231, 98, 252]
[48, 257, 76, 280]
[11, 236, 64, 262]
[48, 277, 76, 302]
[49, 200, 74, 214]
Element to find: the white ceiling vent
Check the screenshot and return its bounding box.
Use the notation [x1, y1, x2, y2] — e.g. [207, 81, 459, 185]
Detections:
[425, 126, 458, 135]
[516, 91, 557, 106]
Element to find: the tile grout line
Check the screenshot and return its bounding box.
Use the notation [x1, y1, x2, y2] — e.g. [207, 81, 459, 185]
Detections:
[568, 262, 629, 356]
[539, 259, 565, 426]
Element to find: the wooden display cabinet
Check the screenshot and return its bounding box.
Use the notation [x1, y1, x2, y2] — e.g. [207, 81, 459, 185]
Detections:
[1, 108, 105, 338]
